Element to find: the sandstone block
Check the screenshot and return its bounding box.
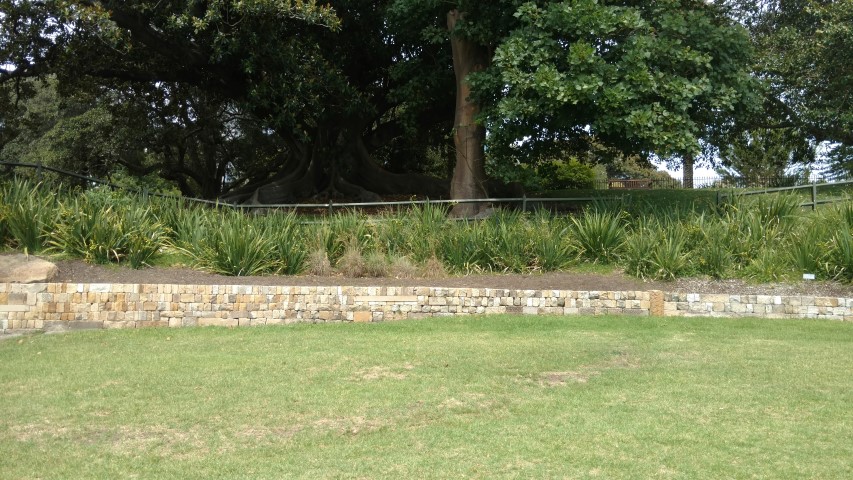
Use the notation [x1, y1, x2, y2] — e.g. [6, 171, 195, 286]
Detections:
[0, 254, 58, 284]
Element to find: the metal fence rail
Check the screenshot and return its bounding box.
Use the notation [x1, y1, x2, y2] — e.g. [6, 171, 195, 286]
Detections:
[0, 161, 631, 212]
[717, 180, 853, 210]
[2, 160, 851, 212]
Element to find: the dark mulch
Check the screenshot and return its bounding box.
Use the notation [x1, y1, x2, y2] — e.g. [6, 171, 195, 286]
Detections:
[51, 259, 853, 298]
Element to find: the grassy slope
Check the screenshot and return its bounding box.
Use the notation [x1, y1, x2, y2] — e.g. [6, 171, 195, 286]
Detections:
[2, 316, 851, 479]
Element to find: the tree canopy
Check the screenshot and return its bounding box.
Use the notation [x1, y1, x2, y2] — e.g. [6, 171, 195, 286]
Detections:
[2, 0, 845, 206]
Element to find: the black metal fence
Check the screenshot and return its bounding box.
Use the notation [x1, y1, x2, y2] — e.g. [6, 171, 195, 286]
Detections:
[1, 161, 849, 213]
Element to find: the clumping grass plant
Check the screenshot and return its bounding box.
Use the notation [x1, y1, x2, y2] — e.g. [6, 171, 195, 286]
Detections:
[184, 211, 277, 276]
[571, 209, 626, 263]
[46, 188, 167, 268]
[1, 178, 57, 253]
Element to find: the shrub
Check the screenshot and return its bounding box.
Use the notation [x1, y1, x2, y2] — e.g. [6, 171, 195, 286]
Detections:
[787, 223, 831, 279]
[260, 211, 306, 275]
[403, 203, 447, 262]
[47, 189, 167, 268]
[571, 210, 625, 263]
[481, 209, 531, 272]
[648, 229, 690, 281]
[305, 248, 333, 276]
[696, 241, 732, 280]
[0, 206, 6, 247]
[186, 212, 277, 276]
[155, 199, 213, 249]
[829, 227, 853, 282]
[623, 221, 658, 279]
[439, 222, 483, 274]
[2, 178, 56, 252]
[388, 255, 418, 278]
[376, 212, 409, 257]
[121, 206, 168, 269]
[49, 198, 122, 264]
[753, 194, 801, 231]
[624, 219, 690, 281]
[529, 210, 573, 272]
[743, 248, 791, 283]
[362, 251, 390, 278]
[536, 158, 596, 191]
[337, 243, 366, 277]
[420, 255, 447, 278]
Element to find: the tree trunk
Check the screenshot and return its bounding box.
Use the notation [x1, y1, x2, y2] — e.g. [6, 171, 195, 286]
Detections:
[223, 129, 450, 205]
[448, 10, 490, 218]
[682, 153, 694, 189]
[345, 135, 448, 198]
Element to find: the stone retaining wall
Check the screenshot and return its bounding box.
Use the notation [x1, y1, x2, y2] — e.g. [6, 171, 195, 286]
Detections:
[1, 283, 851, 332]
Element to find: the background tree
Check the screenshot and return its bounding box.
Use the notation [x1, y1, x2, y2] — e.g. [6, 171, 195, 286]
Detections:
[472, 0, 759, 190]
[728, 0, 853, 178]
[2, 0, 762, 206]
[1, 1, 453, 201]
[716, 128, 815, 187]
[0, 78, 145, 180]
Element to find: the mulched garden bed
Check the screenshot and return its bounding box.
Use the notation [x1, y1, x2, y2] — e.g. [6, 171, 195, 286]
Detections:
[52, 259, 853, 298]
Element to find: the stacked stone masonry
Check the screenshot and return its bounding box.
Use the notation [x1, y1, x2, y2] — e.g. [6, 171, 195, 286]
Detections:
[1, 283, 851, 332]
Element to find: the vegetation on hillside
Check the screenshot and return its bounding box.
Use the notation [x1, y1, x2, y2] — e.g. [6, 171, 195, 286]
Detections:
[2, 178, 852, 283]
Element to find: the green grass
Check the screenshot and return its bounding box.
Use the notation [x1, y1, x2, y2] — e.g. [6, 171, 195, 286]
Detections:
[2, 316, 851, 479]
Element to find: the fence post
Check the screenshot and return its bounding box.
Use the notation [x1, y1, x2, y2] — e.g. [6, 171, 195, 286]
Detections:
[522, 194, 527, 212]
[36, 161, 43, 182]
[811, 183, 818, 211]
[328, 199, 334, 216]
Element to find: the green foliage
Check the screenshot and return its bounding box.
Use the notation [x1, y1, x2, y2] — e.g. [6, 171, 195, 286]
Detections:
[535, 158, 596, 191]
[186, 212, 277, 276]
[717, 128, 815, 187]
[829, 227, 853, 282]
[528, 210, 574, 272]
[623, 220, 659, 279]
[6, 178, 853, 284]
[403, 203, 448, 263]
[158, 203, 214, 251]
[50, 199, 126, 264]
[744, 248, 791, 283]
[694, 223, 732, 280]
[788, 230, 830, 279]
[748, 0, 853, 169]
[48, 189, 167, 268]
[439, 222, 484, 274]
[0, 202, 7, 247]
[480, 209, 532, 272]
[259, 211, 307, 275]
[753, 194, 801, 230]
[477, 0, 759, 163]
[1, 178, 57, 252]
[571, 210, 625, 263]
[624, 219, 690, 281]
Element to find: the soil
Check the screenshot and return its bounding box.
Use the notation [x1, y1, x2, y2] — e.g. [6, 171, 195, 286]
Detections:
[50, 259, 853, 298]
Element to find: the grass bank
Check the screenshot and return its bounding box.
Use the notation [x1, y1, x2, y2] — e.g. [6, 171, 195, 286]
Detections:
[2, 316, 851, 478]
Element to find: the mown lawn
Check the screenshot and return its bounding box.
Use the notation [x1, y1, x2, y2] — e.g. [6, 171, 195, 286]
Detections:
[1, 316, 851, 479]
